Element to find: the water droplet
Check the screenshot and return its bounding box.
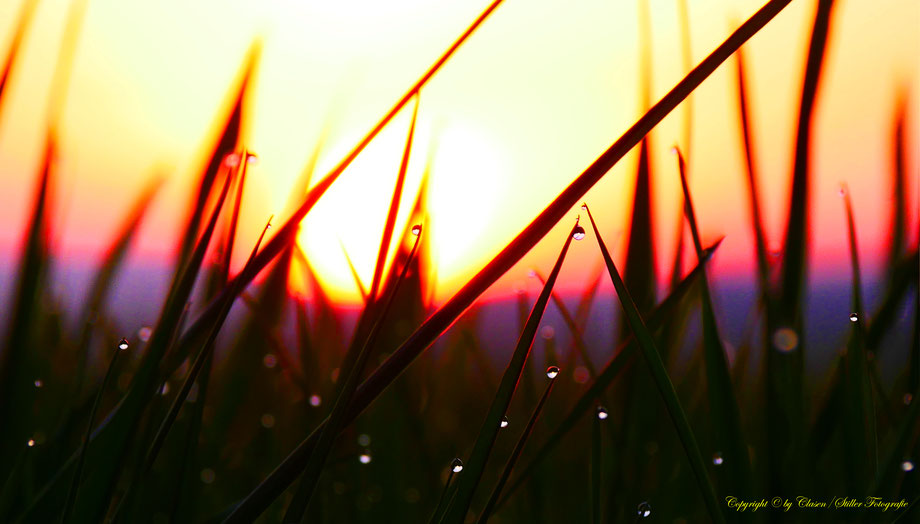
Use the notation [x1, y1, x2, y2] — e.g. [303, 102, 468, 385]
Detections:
[573, 366, 590, 384]
[596, 406, 609, 420]
[450, 458, 464, 473]
[902, 460, 914, 472]
[245, 153, 259, 165]
[545, 366, 560, 379]
[118, 338, 129, 351]
[411, 224, 422, 236]
[581, 203, 588, 211]
[359, 451, 372, 464]
[838, 185, 846, 197]
[637, 501, 651, 518]
[712, 452, 724, 465]
[528, 270, 537, 279]
[266, 223, 272, 230]
[772, 328, 799, 353]
[33, 379, 43, 388]
[262, 353, 277, 369]
[904, 393, 913, 406]
[27, 439, 35, 447]
[500, 416, 509, 428]
[138, 326, 152, 342]
[849, 312, 859, 323]
[159, 382, 170, 395]
[670, 146, 679, 155]
[309, 394, 322, 407]
[260, 413, 275, 429]
[223, 153, 241, 167]
[200, 468, 216, 484]
[572, 225, 586, 241]
[358, 434, 371, 447]
[540, 326, 555, 340]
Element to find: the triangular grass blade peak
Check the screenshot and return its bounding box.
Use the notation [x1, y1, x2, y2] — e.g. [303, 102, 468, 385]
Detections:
[0, 0, 39, 121]
[674, 148, 752, 497]
[583, 204, 724, 524]
[440, 223, 578, 524]
[282, 230, 424, 523]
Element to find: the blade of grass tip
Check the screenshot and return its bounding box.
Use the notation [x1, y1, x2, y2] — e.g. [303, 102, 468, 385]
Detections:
[440, 222, 578, 524]
[0, 0, 39, 121]
[111, 218, 272, 523]
[887, 90, 908, 282]
[675, 147, 752, 496]
[73, 176, 162, 400]
[177, 47, 257, 265]
[494, 242, 721, 511]
[478, 372, 557, 523]
[220, 4, 793, 517]
[734, 44, 770, 299]
[60, 338, 129, 524]
[429, 460, 463, 524]
[338, 239, 369, 302]
[532, 270, 596, 378]
[0, 135, 53, 480]
[282, 230, 423, 523]
[840, 185, 878, 493]
[368, 95, 419, 301]
[583, 204, 724, 524]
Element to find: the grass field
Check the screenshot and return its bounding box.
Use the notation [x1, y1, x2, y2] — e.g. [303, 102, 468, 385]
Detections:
[0, 0, 917, 522]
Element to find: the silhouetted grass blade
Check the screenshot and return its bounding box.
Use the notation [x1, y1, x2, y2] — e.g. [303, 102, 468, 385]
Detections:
[0, 0, 39, 121]
[583, 204, 724, 524]
[440, 223, 577, 524]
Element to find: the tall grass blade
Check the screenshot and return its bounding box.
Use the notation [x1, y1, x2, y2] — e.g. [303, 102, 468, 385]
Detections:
[221, 4, 794, 516]
[478, 375, 556, 523]
[439, 223, 577, 524]
[495, 241, 721, 509]
[583, 204, 724, 523]
[840, 186, 878, 494]
[887, 91, 908, 281]
[675, 148, 752, 497]
[0, 0, 39, 121]
[282, 231, 424, 523]
[591, 405, 603, 524]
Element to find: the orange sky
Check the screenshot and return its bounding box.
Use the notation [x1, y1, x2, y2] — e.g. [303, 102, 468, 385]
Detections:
[0, 0, 916, 305]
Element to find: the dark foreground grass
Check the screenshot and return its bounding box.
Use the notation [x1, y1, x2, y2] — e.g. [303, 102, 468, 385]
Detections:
[0, 0, 918, 523]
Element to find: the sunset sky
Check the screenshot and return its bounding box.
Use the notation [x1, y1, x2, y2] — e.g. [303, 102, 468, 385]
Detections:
[0, 0, 916, 305]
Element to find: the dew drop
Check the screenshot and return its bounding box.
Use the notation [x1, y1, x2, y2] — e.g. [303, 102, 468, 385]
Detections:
[545, 366, 560, 379]
[266, 223, 272, 230]
[223, 153, 241, 167]
[450, 458, 464, 473]
[138, 326, 152, 342]
[245, 153, 259, 165]
[262, 353, 277, 369]
[838, 185, 846, 197]
[772, 328, 799, 353]
[902, 460, 914, 472]
[260, 413, 275, 429]
[118, 338, 129, 351]
[200, 468, 216, 484]
[359, 451, 372, 464]
[637, 501, 651, 518]
[159, 382, 170, 395]
[849, 312, 859, 323]
[34, 379, 43, 388]
[528, 270, 537, 279]
[581, 203, 588, 211]
[712, 452, 724, 465]
[572, 225, 586, 241]
[358, 434, 371, 447]
[904, 393, 913, 406]
[500, 416, 509, 429]
[596, 406, 609, 420]
[309, 394, 322, 407]
[411, 224, 422, 236]
[670, 146, 679, 154]
[27, 439, 35, 447]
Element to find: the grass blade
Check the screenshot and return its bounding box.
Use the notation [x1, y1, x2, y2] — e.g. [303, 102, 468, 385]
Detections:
[0, 0, 39, 121]
[887, 90, 908, 281]
[532, 270, 596, 378]
[282, 230, 424, 522]
[591, 405, 604, 524]
[439, 222, 578, 524]
[583, 204, 724, 524]
[674, 148, 752, 497]
[478, 374, 557, 523]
